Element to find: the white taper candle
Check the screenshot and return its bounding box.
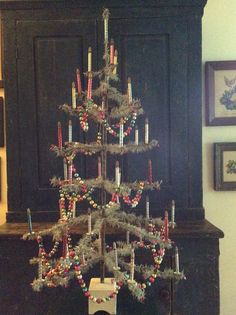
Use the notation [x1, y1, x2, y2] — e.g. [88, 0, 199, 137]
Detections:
[115, 161, 120, 186]
[171, 200, 175, 224]
[130, 247, 135, 281]
[88, 47, 92, 72]
[146, 195, 150, 219]
[145, 118, 149, 144]
[175, 246, 180, 273]
[128, 77, 132, 104]
[119, 119, 124, 146]
[63, 159, 68, 180]
[135, 125, 139, 145]
[72, 82, 76, 108]
[68, 120, 72, 142]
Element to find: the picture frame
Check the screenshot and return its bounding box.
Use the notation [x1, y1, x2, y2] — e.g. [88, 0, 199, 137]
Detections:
[205, 60, 236, 126]
[214, 142, 236, 190]
[0, 97, 4, 147]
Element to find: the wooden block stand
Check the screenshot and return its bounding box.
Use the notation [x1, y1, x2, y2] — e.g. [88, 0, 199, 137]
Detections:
[88, 278, 117, 315]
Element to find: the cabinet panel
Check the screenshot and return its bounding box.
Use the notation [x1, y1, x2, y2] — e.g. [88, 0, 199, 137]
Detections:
[103, 17, 189, 214]
[3, 4, 205, 222]
[15, 20, 96, 216]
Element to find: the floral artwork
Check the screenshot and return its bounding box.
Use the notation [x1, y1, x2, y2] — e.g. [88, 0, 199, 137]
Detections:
[205, 61, 236, 125]
[226, 159, 236, 174]
[220, 76, 236, 110]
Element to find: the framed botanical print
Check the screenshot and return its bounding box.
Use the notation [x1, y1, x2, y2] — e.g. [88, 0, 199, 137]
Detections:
[214, 142, 236, 190]
[205, 61, 236, 126]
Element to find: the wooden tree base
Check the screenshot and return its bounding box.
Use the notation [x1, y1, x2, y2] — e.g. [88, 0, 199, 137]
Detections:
[88, 278, 117, 315]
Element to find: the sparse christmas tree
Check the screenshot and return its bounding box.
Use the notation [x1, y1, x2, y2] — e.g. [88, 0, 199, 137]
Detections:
[24, 8, 184, 314]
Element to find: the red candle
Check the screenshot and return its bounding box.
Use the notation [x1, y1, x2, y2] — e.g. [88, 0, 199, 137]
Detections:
[98, 156, 102, 177]
[110, 38, 115, 64]
[87, 73, 93, 99]
[57, 122, 62, 149]
[68, 162, 73, 183]
[113, 49, 118, 74]
[76, 69, 82, 95]
[148, 159, 153, 184]
[62, 232, 68, 258]
[164, 210, 169, 241]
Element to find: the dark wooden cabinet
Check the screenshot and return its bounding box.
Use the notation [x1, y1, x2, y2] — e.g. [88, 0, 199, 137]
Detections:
[0, 1, 224, 315]
[0, 221, 223, 315]
[2, 0, 206, 222]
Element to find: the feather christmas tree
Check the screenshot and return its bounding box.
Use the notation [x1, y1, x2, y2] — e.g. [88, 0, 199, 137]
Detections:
[24, 8, 184, 313]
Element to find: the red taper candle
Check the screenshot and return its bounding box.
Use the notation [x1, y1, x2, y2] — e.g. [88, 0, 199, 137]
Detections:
[148, 159, 153, 184]
[98, 156, 102, 177]
[110, 38, 115, 64]
[87, 73, 92, 99]
[57, 122, 62, 149]
[76, 69, 82, 95]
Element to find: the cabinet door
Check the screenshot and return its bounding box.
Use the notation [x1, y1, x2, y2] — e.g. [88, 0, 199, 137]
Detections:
[99, 16, 189, 216]
[14, 19, 96, 219]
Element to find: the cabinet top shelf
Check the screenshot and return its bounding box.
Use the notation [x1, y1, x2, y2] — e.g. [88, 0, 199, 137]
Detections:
[0, 0, 207, 10]
[0, 219, 224, 239]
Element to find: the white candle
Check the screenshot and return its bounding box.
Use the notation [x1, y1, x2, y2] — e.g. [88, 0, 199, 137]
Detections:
[115, 161, 120, 186]
[88, 208, 92, 234]
[72, 201, 76, 218]
[63, 159, 68, 180]
[72, 82, 76, 108]
[126, 230, 130, 244]
[68, 120, 72, 142]
[119, 119, 124, 146]
[113, 242, 118, 268]
[103, 12, 109, 42]
[116, 194, 120, 204]
[119, 168, 121, 186]
[88, 47, 92, 72]
[146, 195, 150, 219]
[130, 247, 135, 281]
[171, 200, 175, 224]
[145, 118, 149, 144]
[128, 77, 132, 104]
[135, 125, 139, 145]
[175, 246, 180, 273]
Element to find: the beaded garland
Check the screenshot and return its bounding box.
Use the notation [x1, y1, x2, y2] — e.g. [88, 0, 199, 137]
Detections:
[35, 217, 168, 304]
[71, 99, 138, 139]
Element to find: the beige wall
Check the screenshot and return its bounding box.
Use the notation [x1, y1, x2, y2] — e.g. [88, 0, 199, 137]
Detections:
[0, 1, 235, 313]
[0, 19, 6, 225]
[0, 102, 5, 226]
[202, 1, 236, 314]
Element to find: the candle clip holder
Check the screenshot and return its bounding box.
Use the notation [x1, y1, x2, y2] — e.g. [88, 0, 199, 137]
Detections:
[169, 221, 176, 229]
